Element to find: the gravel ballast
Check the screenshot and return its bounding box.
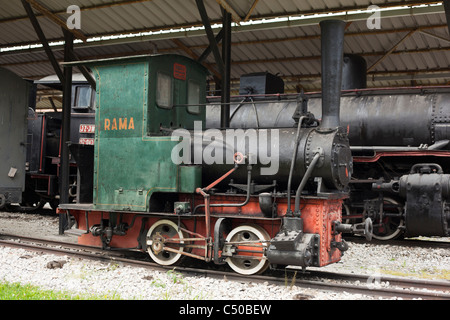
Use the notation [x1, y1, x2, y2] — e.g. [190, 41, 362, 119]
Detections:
[0, 210, 449, 300]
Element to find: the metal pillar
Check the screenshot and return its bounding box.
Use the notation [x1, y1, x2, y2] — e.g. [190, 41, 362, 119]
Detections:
[59, 29, 73, 235]
[196, 0, 233, 128]
[195, 0, 225, 74]
[220, 11, 232, 129]
[445, 0, 450, 37]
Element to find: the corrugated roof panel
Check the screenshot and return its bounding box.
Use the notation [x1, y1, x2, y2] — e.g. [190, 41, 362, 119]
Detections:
[0, 0, 448, 92]
[0, 1, 28, 19]
[0, 17, 65, 46]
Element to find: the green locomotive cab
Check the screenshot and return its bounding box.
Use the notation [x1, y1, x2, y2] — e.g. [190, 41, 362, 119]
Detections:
[68, 54, 207, 212]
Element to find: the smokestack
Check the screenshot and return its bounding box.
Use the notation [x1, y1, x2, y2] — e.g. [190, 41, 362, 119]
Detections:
[319, 20, 346, 129]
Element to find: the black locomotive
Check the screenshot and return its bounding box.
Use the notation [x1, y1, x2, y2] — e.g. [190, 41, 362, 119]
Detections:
[206, 56, 450, 240]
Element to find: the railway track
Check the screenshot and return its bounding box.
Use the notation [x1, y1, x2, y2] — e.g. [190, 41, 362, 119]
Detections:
[0, 233, 449, 300]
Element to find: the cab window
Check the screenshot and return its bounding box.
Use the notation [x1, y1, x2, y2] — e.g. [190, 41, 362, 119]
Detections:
[74, 85, 92, 108]
[156, 72, 173, 109]
[187, 80, 201, 114]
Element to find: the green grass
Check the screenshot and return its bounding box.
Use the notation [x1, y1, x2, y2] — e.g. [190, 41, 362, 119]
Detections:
[0, 281, 122, 300]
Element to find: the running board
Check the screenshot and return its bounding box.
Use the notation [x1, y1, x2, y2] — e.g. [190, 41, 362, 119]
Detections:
[64, 228, 88, 237]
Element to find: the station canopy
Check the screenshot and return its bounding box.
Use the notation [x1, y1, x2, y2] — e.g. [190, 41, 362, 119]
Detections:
[0, 0, 449, 102]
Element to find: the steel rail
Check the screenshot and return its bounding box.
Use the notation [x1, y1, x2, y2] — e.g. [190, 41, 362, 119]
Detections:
[0, 233, 448, 300]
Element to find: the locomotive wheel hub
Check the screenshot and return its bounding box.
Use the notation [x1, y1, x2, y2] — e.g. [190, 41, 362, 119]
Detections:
[370, 197, 404, 241]
[151, 233, 165, 254]
[146, 219, 188, 266]
[225, 224, 270, 275]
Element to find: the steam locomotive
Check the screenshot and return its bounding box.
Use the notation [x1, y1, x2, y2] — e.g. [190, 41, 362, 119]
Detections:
[59, 20, 366, 275]
[3, 20, 447, 248]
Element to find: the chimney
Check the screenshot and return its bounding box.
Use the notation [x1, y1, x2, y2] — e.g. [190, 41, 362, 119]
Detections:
[319, 20, 346, 129]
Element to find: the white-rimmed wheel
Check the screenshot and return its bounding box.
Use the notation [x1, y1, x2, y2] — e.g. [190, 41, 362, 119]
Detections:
[372, 197, 404, 241]
[146, 219, 188, 266]
[225, 224, 270, 275]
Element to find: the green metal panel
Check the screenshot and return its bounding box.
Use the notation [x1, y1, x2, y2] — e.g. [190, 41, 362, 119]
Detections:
[86, 55, 207, 212]
[179, 165, 202, 193]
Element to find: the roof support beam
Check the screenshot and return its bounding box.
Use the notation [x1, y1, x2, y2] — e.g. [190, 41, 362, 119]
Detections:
[418, 29, 450, 43]
[171, 38, 222, 79]
[195, 0, 225, 74]
[21, 0, 65, 84]
[216, 0, 242, 23]
[367, 29, 417, 72]
[21, 0, 94, 89]
[216, 0, 260, 23]
[198, 28, 224, 63]
[244, 0, 260, 22]
[70, 51, 96, 90]
[23, 0, 87, 42]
